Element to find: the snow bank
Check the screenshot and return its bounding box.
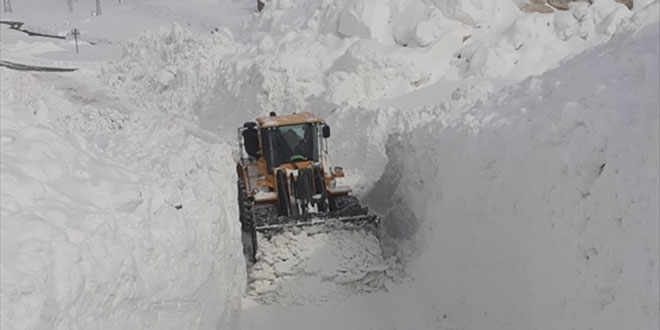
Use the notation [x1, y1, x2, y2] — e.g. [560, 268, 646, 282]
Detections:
[85, 0, 657, 327]
[102, 24, 239, 126]
[456, 0, 634, 79]
[0, 68, 244, 330]
[252, 0, 638, 104]
[99, 1, 645, 205]
[104, 0, 639, 134]
[376, 15, 659, 330]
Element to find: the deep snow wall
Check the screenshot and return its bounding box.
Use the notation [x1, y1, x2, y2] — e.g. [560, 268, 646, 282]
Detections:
[383, 23, 659, 330]
[0, 69, 245, 330]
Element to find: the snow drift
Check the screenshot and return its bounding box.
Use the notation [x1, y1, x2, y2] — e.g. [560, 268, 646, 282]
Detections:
[0, 69, 244, 330]
[2, 0, 658, 329]
[105, 0, 639, 132]
[377, 17, 659, 330]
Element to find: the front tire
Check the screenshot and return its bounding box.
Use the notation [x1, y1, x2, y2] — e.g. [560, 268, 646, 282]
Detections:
[238, 179, 257, 263]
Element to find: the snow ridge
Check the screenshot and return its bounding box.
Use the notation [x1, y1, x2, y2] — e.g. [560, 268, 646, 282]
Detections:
[1, 69, 244, 330]
[378, 18, 659, 330]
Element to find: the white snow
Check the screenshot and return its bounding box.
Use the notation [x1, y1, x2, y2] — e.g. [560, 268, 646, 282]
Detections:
[379, 20, 660, 330]
[247, 227, 393, 306]
[0, 66, 245, 329]
[1, 0, 658, 329]
[1, 2, 248, 328]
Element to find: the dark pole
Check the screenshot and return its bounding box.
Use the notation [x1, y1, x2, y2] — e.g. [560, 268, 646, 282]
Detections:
[72, 29, 79, 54]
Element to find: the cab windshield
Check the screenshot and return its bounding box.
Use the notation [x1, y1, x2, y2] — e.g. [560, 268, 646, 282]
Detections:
[262, 123, 318, 167]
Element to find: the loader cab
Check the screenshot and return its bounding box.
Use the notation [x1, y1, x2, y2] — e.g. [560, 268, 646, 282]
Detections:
[262, 123, 320, 169]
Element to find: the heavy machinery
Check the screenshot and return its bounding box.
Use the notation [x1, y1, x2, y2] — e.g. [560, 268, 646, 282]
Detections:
[236, 112, 379, 262]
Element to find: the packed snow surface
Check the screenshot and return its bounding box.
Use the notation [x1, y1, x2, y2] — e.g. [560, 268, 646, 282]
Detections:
[1, 0, 658, 329]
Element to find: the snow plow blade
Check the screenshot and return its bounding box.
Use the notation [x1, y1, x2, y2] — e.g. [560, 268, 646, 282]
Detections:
[243, 204, 380, 264]
[254, 209, 380, 236]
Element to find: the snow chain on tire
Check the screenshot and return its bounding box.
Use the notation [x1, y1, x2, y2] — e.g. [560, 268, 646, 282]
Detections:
[237, 179, 254, 232]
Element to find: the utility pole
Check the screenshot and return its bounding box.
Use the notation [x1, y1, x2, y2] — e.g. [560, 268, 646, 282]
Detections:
[72, 28, 80, 54]
[67, 0, 74, 13]
[95, 0, 101, 16]
[3, 0, 12, 13]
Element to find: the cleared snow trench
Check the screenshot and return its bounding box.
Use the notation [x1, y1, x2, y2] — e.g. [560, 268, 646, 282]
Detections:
[2, 1, 658, 329]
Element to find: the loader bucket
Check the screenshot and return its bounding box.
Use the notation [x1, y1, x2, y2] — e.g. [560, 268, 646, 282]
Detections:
[245, 202, 380, 263]
[255, 209, 380, 236]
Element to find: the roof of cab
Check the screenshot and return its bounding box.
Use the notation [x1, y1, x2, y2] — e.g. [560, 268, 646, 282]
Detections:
[255, 112, 325, 128]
